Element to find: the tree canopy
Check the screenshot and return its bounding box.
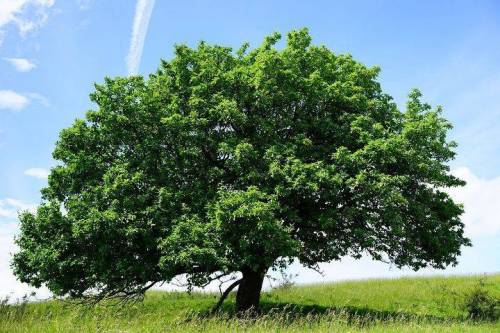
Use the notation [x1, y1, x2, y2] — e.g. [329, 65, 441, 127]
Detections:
[12, 29, 470, 312]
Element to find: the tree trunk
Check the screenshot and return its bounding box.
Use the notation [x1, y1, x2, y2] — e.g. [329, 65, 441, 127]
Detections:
[235, 267, 267, 313]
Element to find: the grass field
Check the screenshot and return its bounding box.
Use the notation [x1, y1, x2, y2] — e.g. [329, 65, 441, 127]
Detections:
[1, 274, 498, 332]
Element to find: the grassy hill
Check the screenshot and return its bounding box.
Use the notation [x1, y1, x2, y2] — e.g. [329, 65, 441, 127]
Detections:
[1, 274, 499, 332]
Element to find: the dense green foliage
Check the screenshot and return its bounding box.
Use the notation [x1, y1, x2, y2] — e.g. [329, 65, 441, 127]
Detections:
[12, 29, 470, 309]
[1, 275, 499, 332]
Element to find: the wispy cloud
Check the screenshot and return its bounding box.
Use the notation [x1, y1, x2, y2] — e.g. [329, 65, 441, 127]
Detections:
[3, 57, 36, 72]
[24, 168, 49, 179]
[25, 92, 49, 107]
[77, 0, 92, 11]
[0, 198, 36, 219]
[0, 90, 49, 111]
[0, 90, 29, 111]
[0, 0, 55, 39]
[126, 0, 156, 75]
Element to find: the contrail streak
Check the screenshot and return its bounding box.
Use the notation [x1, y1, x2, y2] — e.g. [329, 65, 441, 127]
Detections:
[126, 0, 156, 75]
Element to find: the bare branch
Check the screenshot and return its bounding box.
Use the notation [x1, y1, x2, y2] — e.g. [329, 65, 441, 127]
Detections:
[309, 263, 324, 276]
[72, 281, 159, 307]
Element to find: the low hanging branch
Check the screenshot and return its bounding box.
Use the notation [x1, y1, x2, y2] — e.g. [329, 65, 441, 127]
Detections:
[211, 278, 242, 314]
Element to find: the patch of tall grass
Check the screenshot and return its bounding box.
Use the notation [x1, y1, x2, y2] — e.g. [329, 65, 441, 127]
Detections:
[0, 274, 498, 332]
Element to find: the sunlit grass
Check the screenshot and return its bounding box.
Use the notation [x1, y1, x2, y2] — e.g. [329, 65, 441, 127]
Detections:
[1, 274, 498, 332]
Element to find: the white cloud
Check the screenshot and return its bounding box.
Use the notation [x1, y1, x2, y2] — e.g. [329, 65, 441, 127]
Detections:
[0, 90, 29, 111]
[126, 0, 156, 75]
[0, 198, 36, 219]
[3, 57, 36, 72]
[0, 206, 17, 219]
[0, 90, 48, 111]
[448, 167, 500, 236]
[0, 0, 55, 39]
[77, 0, 92, 10]
[25, 92, 49, 107]
[24, 168, 49, 179]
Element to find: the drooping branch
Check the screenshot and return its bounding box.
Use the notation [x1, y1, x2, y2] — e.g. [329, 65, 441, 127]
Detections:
[170, 271, 231, 291]
[77, 281, 159, 306]
[210, 278, 242, 314]
[200, 272, 231, 288]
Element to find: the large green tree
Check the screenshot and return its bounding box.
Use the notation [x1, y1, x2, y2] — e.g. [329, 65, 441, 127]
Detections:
[13, 29, 470, 312]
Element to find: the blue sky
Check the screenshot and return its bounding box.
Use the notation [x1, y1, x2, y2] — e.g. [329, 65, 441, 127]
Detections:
[0, 0, 499, 298]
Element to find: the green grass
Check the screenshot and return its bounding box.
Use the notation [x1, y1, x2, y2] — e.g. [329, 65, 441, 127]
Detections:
[1, 274, 498, 332]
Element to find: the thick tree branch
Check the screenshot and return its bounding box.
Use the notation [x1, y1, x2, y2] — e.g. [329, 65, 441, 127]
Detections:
[210, 278, 242, 314]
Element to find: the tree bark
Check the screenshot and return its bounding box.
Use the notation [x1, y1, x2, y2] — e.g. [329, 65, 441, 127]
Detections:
[235, 267, 267, 313]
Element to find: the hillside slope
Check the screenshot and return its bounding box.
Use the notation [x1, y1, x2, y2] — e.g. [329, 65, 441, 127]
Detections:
[1, 274, 499, 332]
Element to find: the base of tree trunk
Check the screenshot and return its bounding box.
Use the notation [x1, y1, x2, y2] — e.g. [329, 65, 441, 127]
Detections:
[235, 268, 267, 313]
